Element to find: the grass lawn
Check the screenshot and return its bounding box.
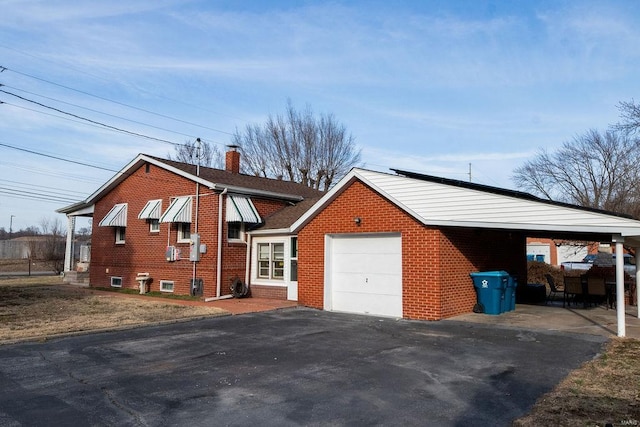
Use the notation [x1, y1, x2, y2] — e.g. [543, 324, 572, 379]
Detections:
[0, 275, 228, 343]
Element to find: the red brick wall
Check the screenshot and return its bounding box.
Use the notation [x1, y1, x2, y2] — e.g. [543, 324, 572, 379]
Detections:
[249, 284, 287, 299]
[90, 162, 290, 298]
[297, 180, 527, 320]
[440, 228, 526, 318]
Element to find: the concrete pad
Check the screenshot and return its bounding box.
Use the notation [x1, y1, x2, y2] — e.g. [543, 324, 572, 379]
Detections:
[448, 302, 640, 339]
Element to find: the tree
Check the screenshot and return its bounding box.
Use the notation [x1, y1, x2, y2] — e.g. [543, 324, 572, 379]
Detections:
[38, 217, 66, 274]
[231, 100, 361, 191]
[513, 129, 640, 219]
[615, 100, 640, 135]
[169, 139, 223, 168]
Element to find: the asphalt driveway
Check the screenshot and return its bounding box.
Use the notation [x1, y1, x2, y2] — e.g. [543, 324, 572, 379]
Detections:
[0, 307, 606, 426]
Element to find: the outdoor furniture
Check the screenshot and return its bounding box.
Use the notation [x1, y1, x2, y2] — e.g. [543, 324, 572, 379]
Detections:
[545, 274, 564, 304]
[563, 276, 583, 308]
[586, 277, 607, 308]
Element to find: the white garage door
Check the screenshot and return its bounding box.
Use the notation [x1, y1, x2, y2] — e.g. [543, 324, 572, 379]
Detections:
[326, 233, 402, 318]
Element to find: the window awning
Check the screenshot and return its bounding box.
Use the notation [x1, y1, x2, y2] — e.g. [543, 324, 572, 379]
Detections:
[138, 199, 162, 220]
[160, 196, 192, 223]
[98, 203, 128, 227]
[226, 195, 261, 223]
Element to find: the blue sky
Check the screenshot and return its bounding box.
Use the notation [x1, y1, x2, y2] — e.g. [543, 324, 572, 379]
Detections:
[1, 0, 640, 232]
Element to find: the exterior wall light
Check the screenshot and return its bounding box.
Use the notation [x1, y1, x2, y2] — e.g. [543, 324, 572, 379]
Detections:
[354, 217, 362, 226]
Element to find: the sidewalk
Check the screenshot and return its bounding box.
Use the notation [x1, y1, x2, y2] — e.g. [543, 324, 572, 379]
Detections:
[72, 285, 298, 315]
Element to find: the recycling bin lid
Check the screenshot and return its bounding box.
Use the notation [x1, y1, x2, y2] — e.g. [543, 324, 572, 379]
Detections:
[470, 270, 509, 277]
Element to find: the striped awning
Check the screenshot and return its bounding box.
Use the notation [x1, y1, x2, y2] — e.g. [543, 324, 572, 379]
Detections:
[160, 196, 192, 223]
[138, 199, 162, 220]
[98, 203, 128, 227]
[226, 195, 261, 223]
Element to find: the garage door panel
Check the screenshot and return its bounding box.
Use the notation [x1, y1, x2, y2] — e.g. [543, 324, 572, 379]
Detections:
[333, 290, 402, 317]
[332, 254, 399, 276]
[333, 273, 401, 296]
[328, 234, 402, 318]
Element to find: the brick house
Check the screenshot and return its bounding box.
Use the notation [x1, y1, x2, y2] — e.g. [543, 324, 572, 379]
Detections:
[286, 168, 640, 326]
[60, 157, 640, 335]
[58, 149, 321, 300]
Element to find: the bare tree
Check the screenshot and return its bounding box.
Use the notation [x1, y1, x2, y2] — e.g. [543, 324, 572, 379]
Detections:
[39, 217, 66, 274]
[232, 100, 361, 190]
[169, 139, 223, 168]
[513, 129, 640, 218]
[615, 100, 640, 135]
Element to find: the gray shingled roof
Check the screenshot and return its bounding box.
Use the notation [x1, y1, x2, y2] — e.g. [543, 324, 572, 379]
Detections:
[149, 155, 324, 200]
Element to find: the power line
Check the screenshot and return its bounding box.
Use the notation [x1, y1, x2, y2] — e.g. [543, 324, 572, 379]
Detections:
[1, 65, 236, 136]
[0, 89, 180, 146]
[0, 187, 78, 204]
[0, 178, 88, 199]
[0, 45, 245, 122]
[2, 84, 205, 141]
[0, 141, 119, 172]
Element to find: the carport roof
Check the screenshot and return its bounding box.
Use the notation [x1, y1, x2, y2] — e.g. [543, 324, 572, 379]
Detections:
[291, 168, 640, 247]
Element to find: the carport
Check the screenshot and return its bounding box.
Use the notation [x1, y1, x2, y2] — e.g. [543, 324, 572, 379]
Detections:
[293, 168, 640, 337]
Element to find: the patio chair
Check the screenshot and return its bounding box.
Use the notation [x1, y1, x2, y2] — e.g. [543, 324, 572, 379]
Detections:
[586, 277, 607, 308]
[545, 274, 564, 304]
[563, 276, 583, 308]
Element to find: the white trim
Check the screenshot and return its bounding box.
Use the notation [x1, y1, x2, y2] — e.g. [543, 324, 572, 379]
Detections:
[149, 219, 160, 233]
[160, 280, 174, 293]
[115, 226, 126, 244]
[291, 168, 640, 242]
[177, 222, 191, 243]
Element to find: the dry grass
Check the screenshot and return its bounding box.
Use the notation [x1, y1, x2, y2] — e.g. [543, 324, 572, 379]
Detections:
[514, 339, 640, 426]
[0, 276, 228, 343]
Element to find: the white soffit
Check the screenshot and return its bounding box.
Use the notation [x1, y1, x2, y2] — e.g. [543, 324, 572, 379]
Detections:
[98, 203, 128, 227]
[160, 196, 192, 223]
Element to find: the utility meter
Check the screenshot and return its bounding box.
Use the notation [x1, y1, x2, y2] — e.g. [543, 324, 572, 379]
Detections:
[189, 233, 201, 261]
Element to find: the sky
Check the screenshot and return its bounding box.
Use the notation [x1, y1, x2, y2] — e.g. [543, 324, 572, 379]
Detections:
[1, 0, 640, 233]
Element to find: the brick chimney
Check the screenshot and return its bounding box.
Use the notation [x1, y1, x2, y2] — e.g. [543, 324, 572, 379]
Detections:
[225, 145, 240, 173]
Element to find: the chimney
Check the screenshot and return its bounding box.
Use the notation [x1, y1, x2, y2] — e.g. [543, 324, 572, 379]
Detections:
[225, 145, 240, 173]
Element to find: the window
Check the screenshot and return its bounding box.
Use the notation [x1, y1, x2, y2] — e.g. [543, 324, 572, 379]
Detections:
[290, 237, 298, 282]
[115, 227, 126, 244]
[110, 277, 122, 288]
[160, 280, 174, 293]
[258, 242, 285, 280]
[178, 223, 191, 242]
[228, 222, 243, 240]
[149, 219, 160, 233]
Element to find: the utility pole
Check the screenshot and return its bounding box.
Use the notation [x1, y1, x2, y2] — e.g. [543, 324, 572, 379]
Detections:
[9, 214, 14, 239]
[468, 163, 472, 182]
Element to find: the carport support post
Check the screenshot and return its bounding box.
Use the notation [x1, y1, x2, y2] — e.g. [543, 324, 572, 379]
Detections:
[614, 239, 626, 337]
[63, 215, 76, 273]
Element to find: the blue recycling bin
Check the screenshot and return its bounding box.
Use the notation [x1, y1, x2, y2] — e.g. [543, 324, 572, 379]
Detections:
[503, 276, 518, 312]
[470, 271, 509, 315]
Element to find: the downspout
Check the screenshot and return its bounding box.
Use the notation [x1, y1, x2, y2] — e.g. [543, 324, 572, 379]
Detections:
[245, 233, 252, 287]
[205, 188, 232, 301]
